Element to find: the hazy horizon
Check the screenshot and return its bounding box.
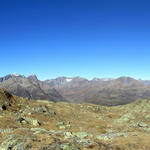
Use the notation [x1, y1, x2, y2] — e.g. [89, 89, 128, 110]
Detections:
[1, 72, 150, 81]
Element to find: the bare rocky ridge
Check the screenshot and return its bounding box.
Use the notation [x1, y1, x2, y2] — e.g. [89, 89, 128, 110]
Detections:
[0, 88, 150, 149]
[0, 74, 66, 102]
[1, 74, 150, 106]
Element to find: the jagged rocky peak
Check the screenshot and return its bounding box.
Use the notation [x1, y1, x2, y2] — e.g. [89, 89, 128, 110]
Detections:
[27, 74, 38, 82]
[0, 73, 24, 83]
[0, 74, 13, 82]
[0, 74, 66, 102]
[12, 73, 25, 77]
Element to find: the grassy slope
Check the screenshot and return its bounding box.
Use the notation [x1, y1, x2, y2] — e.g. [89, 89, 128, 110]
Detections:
[0, 88, 150, 149]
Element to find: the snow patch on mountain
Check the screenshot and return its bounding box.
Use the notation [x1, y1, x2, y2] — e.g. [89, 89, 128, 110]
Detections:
[100, 78, 114, 81]
[66, 78, 72, 82]
[13, 73, 21, 77]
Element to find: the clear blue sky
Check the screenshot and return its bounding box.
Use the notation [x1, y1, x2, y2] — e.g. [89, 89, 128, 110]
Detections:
[0, 0, 150, 80]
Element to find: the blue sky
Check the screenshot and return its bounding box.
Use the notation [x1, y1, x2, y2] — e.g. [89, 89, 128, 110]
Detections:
[0, 0, 150, 80]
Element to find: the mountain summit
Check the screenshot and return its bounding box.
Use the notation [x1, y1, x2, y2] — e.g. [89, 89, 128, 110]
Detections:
[1, 74, 150, 105]
[0, 74, 66, 102]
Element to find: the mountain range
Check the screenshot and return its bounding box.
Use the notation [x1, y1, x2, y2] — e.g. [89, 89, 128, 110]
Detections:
[0, 74, 66, 102]
[1, 74, 150, 106]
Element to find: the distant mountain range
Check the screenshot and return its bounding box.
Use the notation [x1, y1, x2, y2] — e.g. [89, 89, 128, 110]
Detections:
[0, 74, 66, 102]
[46, 76, 150, 105]
[1, 74, 150, 105]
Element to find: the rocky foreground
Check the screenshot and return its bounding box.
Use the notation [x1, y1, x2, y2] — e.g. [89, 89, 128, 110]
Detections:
[0, 88, 150, 150]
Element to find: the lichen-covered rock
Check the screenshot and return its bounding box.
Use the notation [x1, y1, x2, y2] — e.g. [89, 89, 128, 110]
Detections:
[31, 106, 47, 113]
[32, 119, 41, 126]
[61, 143, 80, 150]
[97, 132, 128, 141]
[18, 117, 41, 126]
[0, 135, 25, 150]
[138, 122, 149, 128]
